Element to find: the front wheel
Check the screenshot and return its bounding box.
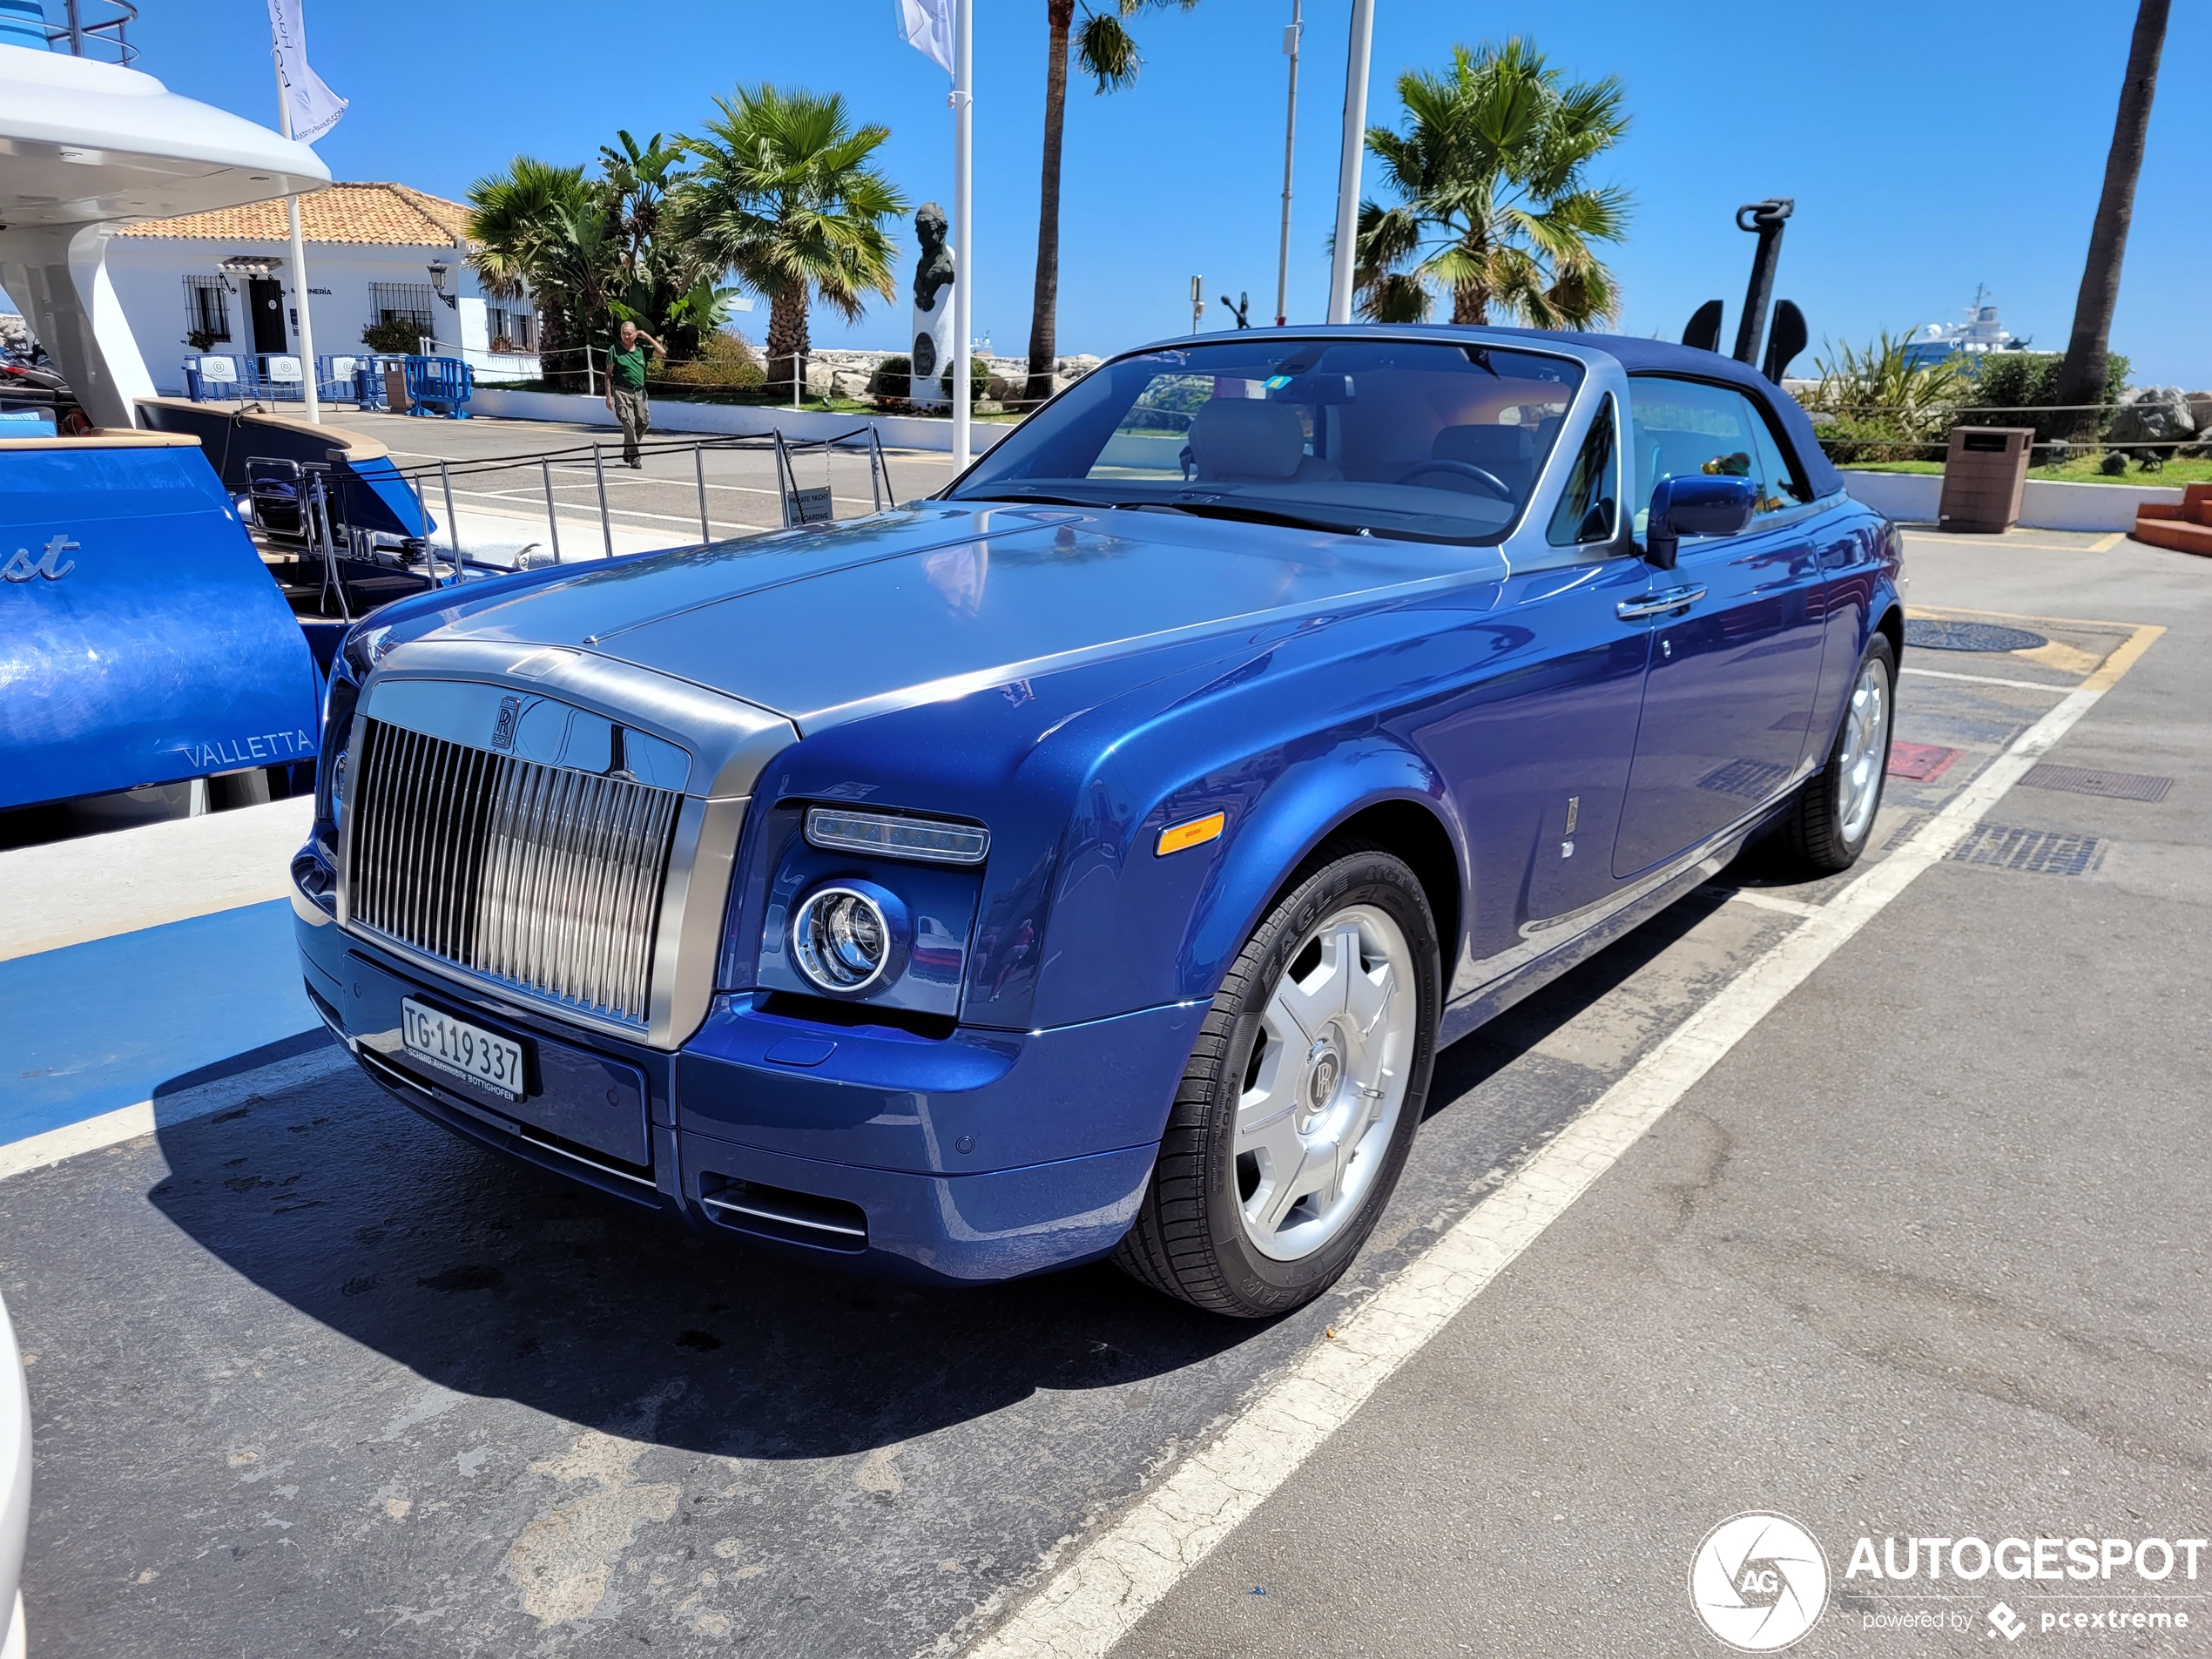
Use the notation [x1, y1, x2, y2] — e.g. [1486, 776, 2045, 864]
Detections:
[1115, 842, 1441, 1318]
[1773, 634, 1895, 877]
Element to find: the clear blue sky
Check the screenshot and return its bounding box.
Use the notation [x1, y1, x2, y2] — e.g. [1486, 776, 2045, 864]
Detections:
[112, 1, 2212, 385]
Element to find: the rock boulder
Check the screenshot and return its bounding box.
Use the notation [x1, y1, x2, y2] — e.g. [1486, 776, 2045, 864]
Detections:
[2106, 385, 2196, 455]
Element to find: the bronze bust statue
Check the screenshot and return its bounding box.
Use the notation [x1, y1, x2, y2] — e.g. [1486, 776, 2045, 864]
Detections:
[914, 202, 954, 313]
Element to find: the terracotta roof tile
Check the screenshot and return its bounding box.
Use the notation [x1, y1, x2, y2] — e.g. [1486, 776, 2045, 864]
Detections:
[118, 182, 472, 246]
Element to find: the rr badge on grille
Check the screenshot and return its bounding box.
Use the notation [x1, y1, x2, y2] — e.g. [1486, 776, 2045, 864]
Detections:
[491, 695, 523, 751]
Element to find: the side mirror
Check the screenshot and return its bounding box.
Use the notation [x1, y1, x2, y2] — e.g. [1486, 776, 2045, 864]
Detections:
[1645, 475, 1757, 570]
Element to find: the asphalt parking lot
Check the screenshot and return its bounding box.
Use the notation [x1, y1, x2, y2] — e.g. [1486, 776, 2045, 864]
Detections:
[2, 523, 2204, 1656]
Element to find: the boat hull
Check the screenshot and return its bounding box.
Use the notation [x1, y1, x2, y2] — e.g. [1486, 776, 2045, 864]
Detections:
[1, 435, 320, 811]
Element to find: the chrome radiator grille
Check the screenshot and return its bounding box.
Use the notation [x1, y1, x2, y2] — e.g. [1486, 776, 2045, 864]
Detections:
[346, 717, 682, 1023]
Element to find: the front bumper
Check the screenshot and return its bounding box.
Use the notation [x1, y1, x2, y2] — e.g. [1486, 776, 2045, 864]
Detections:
[294, 879, 1195, 1285]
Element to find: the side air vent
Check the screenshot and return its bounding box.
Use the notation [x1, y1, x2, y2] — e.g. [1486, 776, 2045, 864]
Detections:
[699, 1177, 869, 1252]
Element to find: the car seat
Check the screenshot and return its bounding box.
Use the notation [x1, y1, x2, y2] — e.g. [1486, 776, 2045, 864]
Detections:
[1188, 398, 1342, 485]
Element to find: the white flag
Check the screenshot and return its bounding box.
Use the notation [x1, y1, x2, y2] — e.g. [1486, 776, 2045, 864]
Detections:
[896, 0, 954, 74]
[267, 0, 347, 145]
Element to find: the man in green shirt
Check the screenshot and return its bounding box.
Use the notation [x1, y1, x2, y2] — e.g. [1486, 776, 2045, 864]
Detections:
[604, 320, 664, 468]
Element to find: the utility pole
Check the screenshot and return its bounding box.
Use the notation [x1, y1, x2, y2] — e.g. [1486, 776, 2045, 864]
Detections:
[1325, 0, 1374, 325]
[1275, 0, 1302, 326]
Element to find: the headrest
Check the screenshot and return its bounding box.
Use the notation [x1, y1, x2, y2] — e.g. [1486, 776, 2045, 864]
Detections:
[1189, 398, 1308, 481]
[1433, 424, 1535, 466]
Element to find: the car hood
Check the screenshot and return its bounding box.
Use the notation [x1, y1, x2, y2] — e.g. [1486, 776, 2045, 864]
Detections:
[408, 503, 1504, 729]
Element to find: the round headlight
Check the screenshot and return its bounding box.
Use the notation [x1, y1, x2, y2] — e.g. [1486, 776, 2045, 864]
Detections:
[792, 886, 896, 994]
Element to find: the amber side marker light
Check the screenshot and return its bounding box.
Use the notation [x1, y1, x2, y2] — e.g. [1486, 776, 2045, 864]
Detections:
[1156, 811, 1226, 857]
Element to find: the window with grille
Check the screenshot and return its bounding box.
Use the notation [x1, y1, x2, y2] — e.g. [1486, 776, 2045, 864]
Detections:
[368, 282, 435, 334]
[183, 276, 231, 342]
[489, 307, 536, 350]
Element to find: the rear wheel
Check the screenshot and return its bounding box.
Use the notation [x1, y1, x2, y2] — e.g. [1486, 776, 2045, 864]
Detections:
[1773, 634, 1894, 876]
[1115, 842, 1440, 1318]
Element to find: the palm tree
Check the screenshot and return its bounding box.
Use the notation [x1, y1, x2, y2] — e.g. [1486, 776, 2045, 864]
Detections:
[677, 84, 906, 396]
[1352, 38, 1630, 329]
[2054, 0, 2171, 438]
[1023, 1, 1197, 406]
[600, 129, 725, 360]
[466, 157, 606, 388]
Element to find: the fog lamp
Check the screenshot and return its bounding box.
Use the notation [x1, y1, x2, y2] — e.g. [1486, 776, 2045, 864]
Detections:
[792, 885, 901, 994]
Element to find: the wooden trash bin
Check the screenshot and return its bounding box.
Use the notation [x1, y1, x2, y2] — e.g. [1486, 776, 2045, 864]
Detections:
[1937, 426, 2035, 532]
[381, 361, 413, 415]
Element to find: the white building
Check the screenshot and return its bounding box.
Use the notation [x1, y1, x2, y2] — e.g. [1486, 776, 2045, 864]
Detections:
[105, 181, 540, 394]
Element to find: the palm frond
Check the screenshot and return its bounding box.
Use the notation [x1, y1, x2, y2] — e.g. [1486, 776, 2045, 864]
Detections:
[1359, 36, 1634, 333]
[1075, 10, 1141, 92]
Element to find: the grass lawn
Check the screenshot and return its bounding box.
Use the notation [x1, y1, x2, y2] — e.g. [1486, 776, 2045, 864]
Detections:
[1845, 455, 2212, 486]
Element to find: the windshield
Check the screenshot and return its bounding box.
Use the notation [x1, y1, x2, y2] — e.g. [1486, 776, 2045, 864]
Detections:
[948, 337, 1584, 543]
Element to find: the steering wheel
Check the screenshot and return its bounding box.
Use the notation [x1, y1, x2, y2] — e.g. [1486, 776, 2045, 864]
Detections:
[1395, 458, 1514, 501]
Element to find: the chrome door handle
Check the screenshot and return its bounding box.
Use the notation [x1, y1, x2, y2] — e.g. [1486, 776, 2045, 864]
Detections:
[1616, 586, 1706, 620]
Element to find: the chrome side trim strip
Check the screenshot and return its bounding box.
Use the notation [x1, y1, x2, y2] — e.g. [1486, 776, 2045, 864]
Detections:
[702, 1194, 867, 1240]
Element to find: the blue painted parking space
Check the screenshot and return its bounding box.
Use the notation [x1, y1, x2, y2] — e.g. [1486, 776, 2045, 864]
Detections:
[0, 900, 320, 1143]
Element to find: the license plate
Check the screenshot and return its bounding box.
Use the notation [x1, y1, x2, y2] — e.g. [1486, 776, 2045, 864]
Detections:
[400, 997, 527, 1101]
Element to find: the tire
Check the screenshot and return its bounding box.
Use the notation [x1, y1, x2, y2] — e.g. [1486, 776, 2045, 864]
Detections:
[1773, 633, 1895, 877]
[1115, 840, 1441, 1318]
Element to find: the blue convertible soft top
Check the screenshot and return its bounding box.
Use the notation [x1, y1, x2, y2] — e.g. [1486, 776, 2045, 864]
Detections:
[1, 433, 320, 811]
[1490, 328, 1844, 499]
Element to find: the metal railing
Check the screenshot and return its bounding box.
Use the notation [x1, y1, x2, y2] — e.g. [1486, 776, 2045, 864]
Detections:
[381, 425, 900, 570]
[45, 0, 137, 61]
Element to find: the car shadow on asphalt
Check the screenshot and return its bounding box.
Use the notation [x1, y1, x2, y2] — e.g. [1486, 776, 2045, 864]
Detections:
[142, 875, 1749, 1465]
[1425, 880, 1734, 1109]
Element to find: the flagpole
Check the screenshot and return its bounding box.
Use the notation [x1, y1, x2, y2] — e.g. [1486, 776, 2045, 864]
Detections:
[1275, 0, 1301, 327]
[950, 0, 972, 472]
[1325, 0, 1373, 326]
[272, 50, 321, 425]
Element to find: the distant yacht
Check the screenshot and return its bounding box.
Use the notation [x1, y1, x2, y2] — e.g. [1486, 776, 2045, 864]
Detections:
[1902, 286, 2030, 368]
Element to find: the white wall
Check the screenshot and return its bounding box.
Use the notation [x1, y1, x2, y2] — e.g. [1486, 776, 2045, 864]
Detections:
[102, 235, 533, 395]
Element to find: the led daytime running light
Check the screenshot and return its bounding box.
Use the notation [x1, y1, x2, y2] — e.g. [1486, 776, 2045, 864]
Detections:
[806, 807, 989, 866]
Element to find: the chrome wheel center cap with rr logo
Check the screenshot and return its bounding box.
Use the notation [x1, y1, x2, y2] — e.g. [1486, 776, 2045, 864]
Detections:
[1300, 1035, 1343, 1128]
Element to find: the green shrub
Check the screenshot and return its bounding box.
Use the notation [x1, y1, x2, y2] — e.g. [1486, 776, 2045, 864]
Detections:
[656, 329, 765, 390]
[867, 354, 988, 405]
[868, 354, 912, 401]
[1800, 333, 1973, 464]
[1956, 350, 2130, 441]
[941, 354, 990, 401]
[361, 316, 427, 354]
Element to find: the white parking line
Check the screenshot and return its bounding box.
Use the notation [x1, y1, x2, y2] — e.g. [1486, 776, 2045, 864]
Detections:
[958, 619, 2164, 1659]
[1902, 665, 2076, 693]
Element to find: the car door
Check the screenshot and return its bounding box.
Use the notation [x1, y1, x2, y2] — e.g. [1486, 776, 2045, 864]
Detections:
[1611, 376, 1830, 879]
[1408, 393, 1652, 980]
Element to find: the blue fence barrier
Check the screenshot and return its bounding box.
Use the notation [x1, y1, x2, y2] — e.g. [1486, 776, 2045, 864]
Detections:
[402, 355, 473, 418]
[181, 354, 414, 406]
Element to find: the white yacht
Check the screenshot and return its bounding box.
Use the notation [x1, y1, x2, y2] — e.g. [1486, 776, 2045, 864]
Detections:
[1, 16, 450, 837]
[0, 8, 327, 426]
[1901, 286, 2032, 369]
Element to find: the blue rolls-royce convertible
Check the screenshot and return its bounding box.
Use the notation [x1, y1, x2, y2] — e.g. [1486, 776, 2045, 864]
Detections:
[292, 327, 1900, 1316]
